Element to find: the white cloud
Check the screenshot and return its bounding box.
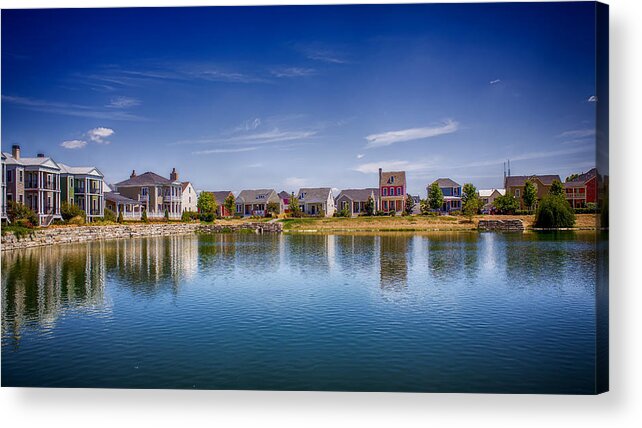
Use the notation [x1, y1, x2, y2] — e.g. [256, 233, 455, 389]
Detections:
[2, 95, 146, 121]
[60, 140, 87, 149]
[270, 67, 316, 78]
[588, 95, 598, 102]
[353, 160, 432, 174]
[284, 177, 307, 188]
[107, 96, 141, 108]
[365, 119, 459, 149]
[192, 147, 259, 155]
[177, 128, 317, 146]
[557, 129, 595, 139]
[356, 153, 365, 159]
[88, 127, 115, 144]
[490, 79, 501, 84]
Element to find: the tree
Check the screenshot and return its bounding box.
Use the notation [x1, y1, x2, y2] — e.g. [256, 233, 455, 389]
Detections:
[61, 201, 85, 221]
[7, 201, 39, 227]
[565, 173, 579, 182]
[117, 211, 124, 223]
[493, 194, 519, 215]
[523, 180, 538, 212]
[420, 198, 432, 215]
[289, 195, 302, 217]
[197, 192, 217, 220]
[164, 208, 170, 221]
[427, 182, 444, 211]
[534, 194, 576, 228]
[404, 194, 415, 215]
[104, 208, 117, 222]
[461, 183, 481, 221]
[550, 179, 564, 197]
[224, 194, 235, 217]
[141, 209, 149, 223]
[266, 201, 280, 217]
[365, 196, 375, 216]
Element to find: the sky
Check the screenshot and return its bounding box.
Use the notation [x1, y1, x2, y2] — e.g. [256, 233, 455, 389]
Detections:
[1, 3, 598, 195]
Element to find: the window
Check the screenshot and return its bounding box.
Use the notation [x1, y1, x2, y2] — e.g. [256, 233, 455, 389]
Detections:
[383, 188, 388, 196]
[141, 187, 148, 196]
[19, 171, 23, 182]
[388, 176, 395, 184]
[7, 171, 12, 182]
[397, 187, 402, 196]
[515, 189, 520, 197]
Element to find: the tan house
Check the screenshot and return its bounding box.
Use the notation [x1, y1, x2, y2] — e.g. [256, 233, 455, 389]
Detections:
[181, 181, 198, 213]
[379, 168, 407, 213]
[504, 174, 561, 209]
[114, 168, 183, 219]
[297, 187, 336, 217]
[335, 188, 380, 216]
[235, 189, 281, 217]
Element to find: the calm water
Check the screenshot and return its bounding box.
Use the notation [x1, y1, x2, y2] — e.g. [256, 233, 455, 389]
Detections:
[1, 232, 603, 393]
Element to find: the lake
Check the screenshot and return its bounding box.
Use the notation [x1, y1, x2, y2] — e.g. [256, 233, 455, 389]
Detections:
[1, 231, 604, 393]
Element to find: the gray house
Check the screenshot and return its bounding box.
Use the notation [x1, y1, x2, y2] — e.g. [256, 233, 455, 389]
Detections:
[236, 189, 281, 217]
[297, 187, 336, 217]
[335, 188, 380, 216]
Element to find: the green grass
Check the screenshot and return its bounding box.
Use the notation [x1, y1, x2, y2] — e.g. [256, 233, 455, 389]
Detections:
[1, 224, 36, 240]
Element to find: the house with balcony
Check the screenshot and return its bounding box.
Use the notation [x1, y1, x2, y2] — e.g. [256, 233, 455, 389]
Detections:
[59, 164, 105, 221]
[430, 178, 462, 213]
[564, 168, 597, 208]
[335, 188, 380, 216]
[2, 145, 62, 226]
[379, 169, 407, 214]
[235, 189, 281, 217]
[113, 168, 182, 219]
[181, 181, 198, 213]
[297, 187, 336, 217]
[104, 189, 144, 220]
[504, 174, 562, 210]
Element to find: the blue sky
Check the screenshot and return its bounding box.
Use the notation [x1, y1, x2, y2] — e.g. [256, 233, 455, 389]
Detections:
[2, 3, 598, 195]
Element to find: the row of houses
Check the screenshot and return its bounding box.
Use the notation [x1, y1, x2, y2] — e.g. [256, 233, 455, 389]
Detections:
[1, 145, 599, 225]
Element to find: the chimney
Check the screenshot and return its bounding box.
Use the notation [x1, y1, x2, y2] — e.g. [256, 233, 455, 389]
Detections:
[130, 170, 137, 179]
[11, 145, 20, 160]
[378, 168, 383, 186]
[170, 167, 179, 181]
[37, 153, 45, 158]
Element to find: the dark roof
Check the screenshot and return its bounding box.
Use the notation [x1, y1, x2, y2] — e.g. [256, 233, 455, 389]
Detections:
[380, 171, 406, 186]
[566, 168, 597, 184]
[505, 174, 561, 187]
[237, 189, 278, 203]
[297, 187, 333, 204]
[181, 181, 192, 191]
[207, 191, 234, 204]
[105, 192, 143, 205]
[432, 178, 460, 188]
[115, 171, 176, 187]
[336, 188, 377, 202]
[278, 191, 290, 199]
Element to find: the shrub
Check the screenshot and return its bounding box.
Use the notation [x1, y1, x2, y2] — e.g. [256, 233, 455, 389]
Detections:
[336, 206, 351, 217]
[181, 211, 199, 222]
[68, 215, 85, 226]
[574, 207, 599, 214]
[199, 212, 215, 222]
[534, 195, 576, 228]
[103, 208, 117, 222]
[8, 201, 39, 226]
[117, 211, 124, 223]
[164, 209, 170, 221]
[61, 202, 85, 221]
[141, 210, 149, 223]
[493, 194, 520, 215]
[365, 196, 375, 216]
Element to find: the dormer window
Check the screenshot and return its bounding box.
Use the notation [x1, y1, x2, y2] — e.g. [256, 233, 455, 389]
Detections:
[388, 176, 395, 184]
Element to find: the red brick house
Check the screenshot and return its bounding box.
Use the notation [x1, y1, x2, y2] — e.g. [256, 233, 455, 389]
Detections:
[564, 168, 597, 208]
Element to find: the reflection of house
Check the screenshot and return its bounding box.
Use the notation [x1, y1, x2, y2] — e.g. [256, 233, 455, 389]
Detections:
[335, 188, 379, 216]
[431, 178, 462, 212]
[235, 189, 280, 217]
[478, 188, 506, 212]
[504, 174, 561, 210]
[59, 164, 105, 222]
[379, 235, 410, 292]
[564, 168, 597, 208]
[181, 182, 198, 212]
[379, 169, 406, 214]
[297, 187, 336, 217]
[2, 145, 62, 226]
[207, 191, 234, 217]
[114, 169, 182, 219]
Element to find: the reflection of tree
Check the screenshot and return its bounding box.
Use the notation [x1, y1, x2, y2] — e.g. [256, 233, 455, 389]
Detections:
[283, 234, 333, 276]
[379, 234, 411, 292]
[1, 243, 106, 346]
[426, 233, 477, 281]
[334, 235, 377, 275]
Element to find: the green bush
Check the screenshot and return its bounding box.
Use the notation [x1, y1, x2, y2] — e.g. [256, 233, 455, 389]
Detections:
[61, 202, 85, 221]
[68, 215, 86, 226]
[534, 195, 576, 228]
[117, 211, 124, 223]
[7, 201, 39, 226]
[199, 212, 215, 222]
[574, 207, 599, 214]
[103, 208, 117, 222]
[336, 206, 351, 217]
[141, 210, 149, 223]
[493, 194, 520, 215]
[164, 209, 170, 221]
[181, 211, 199, 222]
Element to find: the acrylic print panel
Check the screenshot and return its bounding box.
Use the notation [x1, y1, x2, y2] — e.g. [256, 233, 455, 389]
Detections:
[0, 2, 608, 394]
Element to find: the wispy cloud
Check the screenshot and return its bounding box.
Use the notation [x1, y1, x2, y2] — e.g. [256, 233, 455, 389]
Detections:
[88, 127, 114, 144]
[2, 95, 146, 121]
[356, 153, 365, 159]
[178, 129, 318, 146]
[270, 67, 317, 78]
[490, 79, 501, 84]
[284, 177, 308, 188]
[107, 96, 141, 108]
[60, 140, 87, 149]
[192, 147, 259, 155]
[587, 95, 598, 102]
[557, 128, 595, 139]
[305, 49, 347, 64]
[353, 160, 434, 174]
[365, 119, 459, 149]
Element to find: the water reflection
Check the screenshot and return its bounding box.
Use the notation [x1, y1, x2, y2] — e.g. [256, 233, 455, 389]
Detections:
[379, 234, 411, 292]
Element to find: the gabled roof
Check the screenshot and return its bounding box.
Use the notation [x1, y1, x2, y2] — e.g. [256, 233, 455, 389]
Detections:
[297, 187, 333, 204]
[207, 191, 234, 204]
[433, 178, 460, 188]
[105, 192, 143, 205]
[278, 191, 291, 199]
[2, 152, 60, 170]
[58, 163, 103, 178]
[566, 168, 597, 185]
[181, 181, 196, 192]
[115, 171, 177, 187]
[478, 188, 506, 198]
[505, 174, 561, 187]
[336, 188, 377, 202]
[380, 171, 406, 186]
[237, 189, 277, 203]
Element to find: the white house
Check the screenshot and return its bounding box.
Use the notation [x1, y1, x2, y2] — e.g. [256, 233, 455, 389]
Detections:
[181, 181, 198, 212]
[478, 188, 506, 212]
[297, 187, 336, 217]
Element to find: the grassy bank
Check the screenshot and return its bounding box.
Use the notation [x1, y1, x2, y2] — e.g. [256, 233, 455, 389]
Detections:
[279, 214, 598, 232]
